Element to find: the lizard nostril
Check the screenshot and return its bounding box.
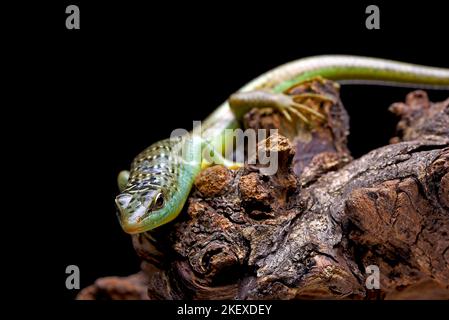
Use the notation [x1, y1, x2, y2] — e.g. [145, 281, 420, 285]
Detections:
[116, 193, 132, 209]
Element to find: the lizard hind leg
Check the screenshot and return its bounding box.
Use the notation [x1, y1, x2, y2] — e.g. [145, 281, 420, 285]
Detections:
[276, 92, 332, 124]
[285, 76, 338, 123]
[229, 90, 329, 125]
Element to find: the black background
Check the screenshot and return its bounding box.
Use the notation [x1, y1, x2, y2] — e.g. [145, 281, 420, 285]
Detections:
[14, 1, 449, 307]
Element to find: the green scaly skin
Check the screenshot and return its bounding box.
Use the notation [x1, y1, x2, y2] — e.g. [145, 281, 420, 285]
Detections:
[115, 55, 449, 234]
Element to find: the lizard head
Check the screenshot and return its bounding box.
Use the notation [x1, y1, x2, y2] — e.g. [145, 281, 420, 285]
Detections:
[115, 189, 167, 234]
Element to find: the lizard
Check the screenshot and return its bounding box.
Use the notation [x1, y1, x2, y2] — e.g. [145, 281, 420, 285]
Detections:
[114, 55, 449, 234]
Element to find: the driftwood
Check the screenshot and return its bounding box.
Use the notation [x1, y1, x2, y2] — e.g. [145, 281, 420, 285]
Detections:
[78, 80, 449, 300]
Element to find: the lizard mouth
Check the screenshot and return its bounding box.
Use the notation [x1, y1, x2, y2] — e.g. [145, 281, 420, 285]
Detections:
[118, 206, 151, 234]
[115, 190, 160, 234]
[120, 220, 147, 234]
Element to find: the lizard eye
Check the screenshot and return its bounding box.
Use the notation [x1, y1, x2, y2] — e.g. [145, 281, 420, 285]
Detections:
[154, 193, 165, 209]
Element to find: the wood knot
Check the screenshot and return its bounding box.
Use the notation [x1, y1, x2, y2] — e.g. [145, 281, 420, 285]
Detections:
[194, 165, 233, 198]
[253, 133, 295, 175]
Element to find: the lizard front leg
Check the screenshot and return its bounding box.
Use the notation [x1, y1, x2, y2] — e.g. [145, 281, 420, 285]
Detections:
[200, 139, 243, 170]
[117, 170, 130, 192]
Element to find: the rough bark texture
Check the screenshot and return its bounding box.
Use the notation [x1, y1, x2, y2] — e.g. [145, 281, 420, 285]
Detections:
[77, 272, 150, 300]
[78, 80, 449, 300]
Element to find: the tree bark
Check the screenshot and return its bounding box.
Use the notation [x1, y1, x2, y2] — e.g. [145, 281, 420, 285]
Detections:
[78, 80, 449, 300]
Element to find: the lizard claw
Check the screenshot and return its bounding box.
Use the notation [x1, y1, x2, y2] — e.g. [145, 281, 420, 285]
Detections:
[291, 101, 326, 120]
[285, 105, 310, 124]
[228, 89, 332, 125]
[274, 93, 329, 124]
[280, 108, 293, 122]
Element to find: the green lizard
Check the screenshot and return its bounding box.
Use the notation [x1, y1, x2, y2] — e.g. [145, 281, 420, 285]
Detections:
[115, 55, 449, 234]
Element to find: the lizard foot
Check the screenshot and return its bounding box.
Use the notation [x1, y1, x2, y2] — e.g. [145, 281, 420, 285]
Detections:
[275, 92, 330, 124]
[229, 89, 332, 125]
